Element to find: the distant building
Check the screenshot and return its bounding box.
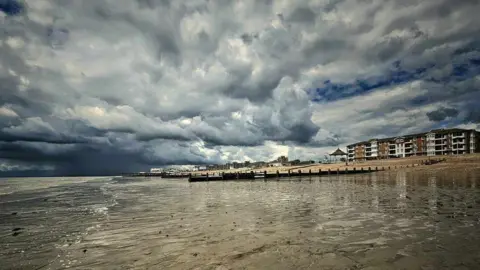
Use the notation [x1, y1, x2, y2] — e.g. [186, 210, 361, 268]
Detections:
[150, 168, 162, 173]
[347, 128, 479, 162]
[269, 162, 283, 167]
[193, 166, 207, 171]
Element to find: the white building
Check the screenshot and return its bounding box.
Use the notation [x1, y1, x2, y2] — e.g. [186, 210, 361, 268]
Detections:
[270, 162, 283, 167]
[371, 140, 378, 158]
[194, 166, 207, 171]
[426, 132, 436, 156]
[452, 130, 466, 155]
[427, 129, 471, 156]
[347, 145, 354, 162]
[392, 137, 405, 158]
[470, 131, 476, 154]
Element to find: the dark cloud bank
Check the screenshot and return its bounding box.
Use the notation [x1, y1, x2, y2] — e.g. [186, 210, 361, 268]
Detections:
[1, 0, 480, 176]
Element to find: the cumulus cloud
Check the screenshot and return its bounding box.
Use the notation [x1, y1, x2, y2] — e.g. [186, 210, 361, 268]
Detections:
[1, 0, 479, 175]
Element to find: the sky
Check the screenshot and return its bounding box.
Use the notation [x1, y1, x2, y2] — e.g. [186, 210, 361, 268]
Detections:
[1, 0, 480, 176]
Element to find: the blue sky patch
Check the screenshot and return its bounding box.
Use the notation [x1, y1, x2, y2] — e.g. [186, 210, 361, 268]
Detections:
[0, 0, 24, 16]
[310, 47, 480, 102]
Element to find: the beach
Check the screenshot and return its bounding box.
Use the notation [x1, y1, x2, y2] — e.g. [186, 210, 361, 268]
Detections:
[190, 153, 480, 175]
[1, 161, 480, 269]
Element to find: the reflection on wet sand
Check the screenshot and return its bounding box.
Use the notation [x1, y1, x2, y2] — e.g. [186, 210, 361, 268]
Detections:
[1, 169, 480, 269]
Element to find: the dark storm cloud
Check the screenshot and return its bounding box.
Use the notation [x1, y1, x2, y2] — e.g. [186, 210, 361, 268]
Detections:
[240, 33, 255, 44]
[465, 108, 480, 124]
[426, 107, 459, 122]
[136, 0, 171, 9]
[287, 6, 316, 24]
[1, 0, 480, 175]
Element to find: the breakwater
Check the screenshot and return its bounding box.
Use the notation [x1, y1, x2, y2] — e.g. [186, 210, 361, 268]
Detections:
[121, 172, 188, 178]
[189, 167, 375, 182]
[122, 158, 446, 181]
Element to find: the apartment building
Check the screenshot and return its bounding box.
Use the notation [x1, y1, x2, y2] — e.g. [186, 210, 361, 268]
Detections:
[346, 128, 479, 162]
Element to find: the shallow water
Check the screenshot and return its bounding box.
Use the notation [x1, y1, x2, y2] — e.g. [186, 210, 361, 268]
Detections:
[1, 170, 480, 269]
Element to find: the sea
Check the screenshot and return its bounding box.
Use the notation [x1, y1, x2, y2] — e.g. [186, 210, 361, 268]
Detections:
[1, 169, 480, 269]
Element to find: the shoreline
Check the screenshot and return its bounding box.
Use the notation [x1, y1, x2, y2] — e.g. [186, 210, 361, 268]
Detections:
[188, 153, 480, 176]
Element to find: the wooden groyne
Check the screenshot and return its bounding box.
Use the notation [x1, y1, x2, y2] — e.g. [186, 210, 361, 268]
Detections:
[188, 158, 446, 182]
[121, 172, 189, 178]
[122, 158, 446, 180]
[189, 167, 375, 182]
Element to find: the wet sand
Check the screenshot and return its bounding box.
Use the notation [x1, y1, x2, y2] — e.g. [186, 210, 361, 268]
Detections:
[1, 168, 480, 269]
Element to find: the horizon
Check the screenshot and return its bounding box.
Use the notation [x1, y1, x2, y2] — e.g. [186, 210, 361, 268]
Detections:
[1, 0, 480, 177]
